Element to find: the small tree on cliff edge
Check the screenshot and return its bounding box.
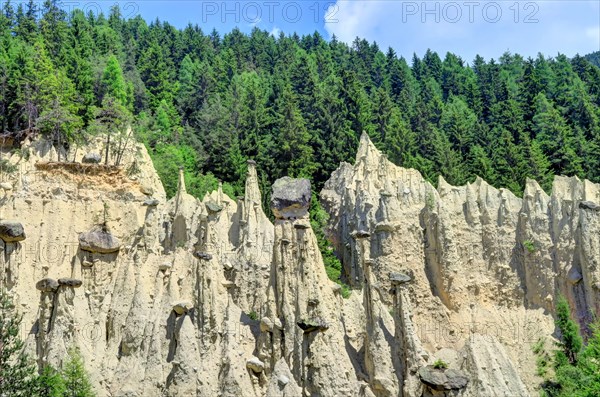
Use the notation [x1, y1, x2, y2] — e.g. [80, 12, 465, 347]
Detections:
[0, 290, 40, 396]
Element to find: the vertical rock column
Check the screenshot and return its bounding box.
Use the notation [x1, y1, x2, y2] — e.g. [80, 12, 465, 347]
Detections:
[518, 179, 555, 310]
[577, 200, 600, 322]
[231, 160, 274, 312]
[260, 176, 357, 397]
[390, 273, 428, 397]
[0, 220, 26, 288]
[361, 233, 400, 397]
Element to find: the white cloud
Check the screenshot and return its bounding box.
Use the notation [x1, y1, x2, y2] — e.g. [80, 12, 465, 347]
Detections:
[324, 0, 600, 61]
[587, 26, 600, 41]
[270, 27, 281, 37]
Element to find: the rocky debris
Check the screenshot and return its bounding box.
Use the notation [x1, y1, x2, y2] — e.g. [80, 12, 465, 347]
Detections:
[36, 278, 59, 292]
[389, 272, 411, 284]
[307, 298, 319, 306]
[0, 182, 12, 190]
[82, 152, 102, 164]
[159, 262, 172, 271]
[352, 229, 371, 238]
[277, 375, 289, 387]
[579, 201, 600, 211]
[270, 177, 311, 219]
[172, 301, 193, 315]
[418, 366, 469, 391]
[297, 318, 329, 333]
[568, 267, 583, 284]
[193, 251, 212, 261]
[0, 220, 26, 242]
[81, 260, 93, 268]
[140, 184, 154, 196]
[260, 317, 274, 332]
[221, 280, 235, 288]
[78, 226, 121, 253]
[293, 219, 311, 229]
[58, 278, 83, 288]
[142, 198, 159, 206]
[266, 359, 303, 396]
[205, 201, 223, 213]
[246, 357, 265, 373]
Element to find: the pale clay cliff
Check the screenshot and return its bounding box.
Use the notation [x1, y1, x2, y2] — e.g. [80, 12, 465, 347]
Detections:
[0, 133, 599, 396]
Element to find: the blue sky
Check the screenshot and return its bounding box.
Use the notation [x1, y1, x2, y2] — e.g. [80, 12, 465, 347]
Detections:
[85, 1, 597, 62]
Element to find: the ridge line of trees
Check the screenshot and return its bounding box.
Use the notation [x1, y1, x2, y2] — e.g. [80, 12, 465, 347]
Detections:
[1, 1, 599, 201]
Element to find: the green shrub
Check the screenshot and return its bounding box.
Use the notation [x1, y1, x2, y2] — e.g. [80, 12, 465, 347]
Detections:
[0, 158, 18, 174]
[523, 240, 536, 253]
[532, 338, 545, 355]
[433, 359, 448, 369]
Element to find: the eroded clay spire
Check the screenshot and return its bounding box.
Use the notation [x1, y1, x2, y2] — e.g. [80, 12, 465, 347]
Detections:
[245, 160, 261, 204]
[177, 167, 186, 195]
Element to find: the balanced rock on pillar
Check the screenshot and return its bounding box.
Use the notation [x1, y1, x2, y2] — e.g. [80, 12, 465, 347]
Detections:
[270, 177, 311, 220]
[0, 220, 26, 242]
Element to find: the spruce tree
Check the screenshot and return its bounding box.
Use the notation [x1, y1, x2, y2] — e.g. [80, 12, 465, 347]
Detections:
[61, 348, 95, 397]
[0, 290, 39, 397]
[37, 365, 66, 397]
[101, 55, 128, 107]
[554, 296, 583, 366]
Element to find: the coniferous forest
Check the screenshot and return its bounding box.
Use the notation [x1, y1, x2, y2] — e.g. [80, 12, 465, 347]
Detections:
[1, 3, 600, 395]
[1, 1, 600, 203]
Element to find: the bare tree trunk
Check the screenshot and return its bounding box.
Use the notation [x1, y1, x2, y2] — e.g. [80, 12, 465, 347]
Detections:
[116, 127, 133, 166]
[105, 134, 110, 165]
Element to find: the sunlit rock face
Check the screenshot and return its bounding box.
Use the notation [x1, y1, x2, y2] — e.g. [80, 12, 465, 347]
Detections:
[0, 134, 598, 396]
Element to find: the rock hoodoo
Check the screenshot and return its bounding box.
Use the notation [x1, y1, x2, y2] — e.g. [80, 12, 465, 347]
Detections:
[57, 278, 83, 288]
[78, 225, 121, 253]
[418, 366, 469, 394]
[36, 278, 59, 292]
[270, 176, 311, 219]
[0, 220, 25, 242]
[1, 135, 599, 397]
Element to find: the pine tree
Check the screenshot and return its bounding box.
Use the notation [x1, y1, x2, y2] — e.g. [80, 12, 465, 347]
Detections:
[532, 93, 583, 177]
[40, 0, 68, 62]
[273, 83, 315, 177]
[0, 290, 40, 397]
[440, 96, 478, 156]
[37, 365, 67, 397]
[90, 95, 131, 165]
[101, 55, 128, 107]
[554, 297, 583, 367]
[61, 348, 95, 397]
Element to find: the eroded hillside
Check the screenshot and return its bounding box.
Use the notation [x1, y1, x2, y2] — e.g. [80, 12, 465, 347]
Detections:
[0, 134, 598, 396]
